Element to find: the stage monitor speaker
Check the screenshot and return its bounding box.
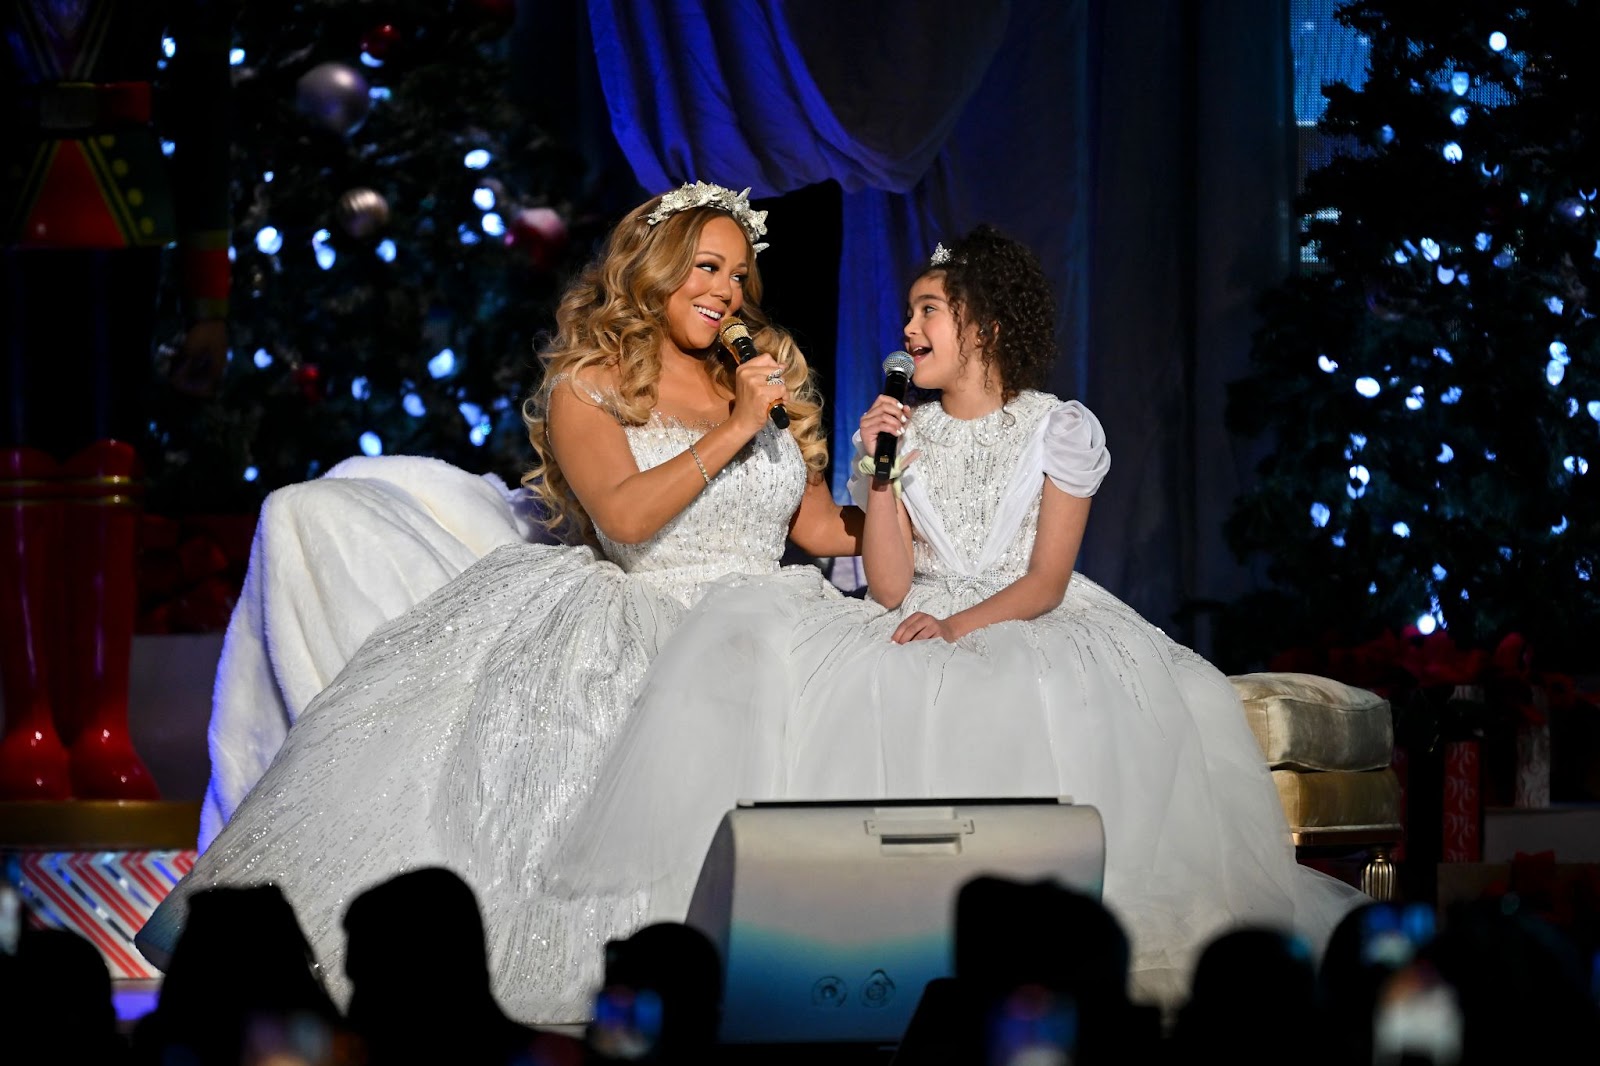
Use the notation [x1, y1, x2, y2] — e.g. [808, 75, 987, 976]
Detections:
[683, 797, 1105, 1047]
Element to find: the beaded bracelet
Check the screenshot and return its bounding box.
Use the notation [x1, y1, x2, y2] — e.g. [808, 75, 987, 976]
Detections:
[689, 440, 712, 485]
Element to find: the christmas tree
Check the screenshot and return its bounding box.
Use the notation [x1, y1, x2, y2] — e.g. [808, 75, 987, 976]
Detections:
[144, 0, 588, 516]
[1226, 0, 1600, 670]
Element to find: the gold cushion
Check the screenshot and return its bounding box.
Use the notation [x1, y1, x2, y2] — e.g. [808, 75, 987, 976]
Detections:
[1272, 767, 1401, 830]
[1230, 671, 1392, 771]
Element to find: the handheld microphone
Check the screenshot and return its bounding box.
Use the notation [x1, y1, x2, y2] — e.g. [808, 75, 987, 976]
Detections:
[874, 351, 917, 485]
[719, 318, 790, 429]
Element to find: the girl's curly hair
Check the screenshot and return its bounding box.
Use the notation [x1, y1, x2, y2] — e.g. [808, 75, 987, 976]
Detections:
[918, 224, 1057, 402]
[522, 200, 827, 543]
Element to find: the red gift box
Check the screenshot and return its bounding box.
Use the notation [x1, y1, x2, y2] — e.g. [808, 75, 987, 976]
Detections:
[1443, 739, 1482, 863]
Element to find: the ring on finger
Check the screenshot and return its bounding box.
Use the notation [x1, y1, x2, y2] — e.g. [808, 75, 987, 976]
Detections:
[765, 371, 784, 386]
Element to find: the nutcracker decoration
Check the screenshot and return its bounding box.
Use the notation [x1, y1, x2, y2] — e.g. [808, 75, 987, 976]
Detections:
[0, 0, 232, 799]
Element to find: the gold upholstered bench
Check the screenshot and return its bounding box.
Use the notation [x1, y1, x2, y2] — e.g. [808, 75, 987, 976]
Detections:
[1228, 672, 1403, 900]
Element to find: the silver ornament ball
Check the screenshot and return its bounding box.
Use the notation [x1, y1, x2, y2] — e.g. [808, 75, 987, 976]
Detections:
[296, 61, 372, 137]
[337, 187, 391, 238]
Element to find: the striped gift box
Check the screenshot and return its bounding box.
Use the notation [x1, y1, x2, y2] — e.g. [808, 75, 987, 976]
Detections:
[2, 800, 200, 990]
[7, 849, 195, 979]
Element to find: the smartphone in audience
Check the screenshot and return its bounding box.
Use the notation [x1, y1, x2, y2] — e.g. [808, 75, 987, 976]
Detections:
[1362, 901, 1436, 968]
[986, 983, 1076, 1066]
[1371, 964, 1463, 1066]
[586, 984, 664, 1062]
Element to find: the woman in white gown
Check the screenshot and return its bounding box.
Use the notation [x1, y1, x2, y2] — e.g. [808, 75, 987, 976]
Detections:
[548, 227, 1367, 1005]
[137, 183, 872, 1023]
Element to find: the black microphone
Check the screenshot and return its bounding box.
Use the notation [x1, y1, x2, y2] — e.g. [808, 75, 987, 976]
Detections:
[719, 318, 790, 429]
[873, 351, 917, 485]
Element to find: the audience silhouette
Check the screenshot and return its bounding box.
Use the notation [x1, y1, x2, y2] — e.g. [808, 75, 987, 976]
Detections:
[129, 883, 342, 1065]
[588, 921, 722, 1064]
[893, 876, 1161, 1066]
[2, 860, 1594, 1064]
[343, 865, 582, 1065]
[1317, 902, 1426, 1065]
[1172, 926, 1320, 1064]
[2, 925, 128, 1064]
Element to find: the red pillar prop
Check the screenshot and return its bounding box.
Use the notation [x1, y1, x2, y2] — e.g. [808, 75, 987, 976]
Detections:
[57, 441, 159, 799]
[0, 448, 72, 799]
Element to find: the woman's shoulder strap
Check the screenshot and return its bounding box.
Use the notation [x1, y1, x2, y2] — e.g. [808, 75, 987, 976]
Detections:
[548, 369, 626, 423]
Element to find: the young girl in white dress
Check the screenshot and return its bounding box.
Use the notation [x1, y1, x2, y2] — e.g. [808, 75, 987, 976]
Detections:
[552, 226, 1366, 1006]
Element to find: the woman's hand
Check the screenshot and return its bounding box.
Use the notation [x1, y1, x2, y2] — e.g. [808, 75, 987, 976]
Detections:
[731, 353, 790, 438]
[858, 395, 908, 458]
[892, 612, 959, 644]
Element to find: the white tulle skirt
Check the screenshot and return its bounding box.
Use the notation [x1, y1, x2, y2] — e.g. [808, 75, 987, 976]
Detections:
[548, 572, 1366, 1005]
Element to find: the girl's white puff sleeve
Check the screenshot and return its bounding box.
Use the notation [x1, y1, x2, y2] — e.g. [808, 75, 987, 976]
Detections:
[1042, 401, 1110, 497]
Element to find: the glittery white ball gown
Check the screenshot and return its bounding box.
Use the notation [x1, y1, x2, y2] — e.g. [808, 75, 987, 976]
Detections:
[547, 390, 1365, 1005]
[137, 407, 843, 1023]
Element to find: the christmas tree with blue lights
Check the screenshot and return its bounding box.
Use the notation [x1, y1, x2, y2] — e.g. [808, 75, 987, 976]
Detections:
[1227, 0, 1600, 670]
[145, 0, 586, 515]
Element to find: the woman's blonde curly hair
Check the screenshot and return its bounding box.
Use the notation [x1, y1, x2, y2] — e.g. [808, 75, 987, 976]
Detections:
[522, 199, 828, 543]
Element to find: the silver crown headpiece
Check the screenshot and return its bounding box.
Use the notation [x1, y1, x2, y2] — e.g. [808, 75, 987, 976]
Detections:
[929, 242, 953, 265]
[645, 181, 770, 254]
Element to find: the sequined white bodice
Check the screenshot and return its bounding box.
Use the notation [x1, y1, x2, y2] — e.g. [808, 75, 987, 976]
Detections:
[592, 415, 807, 604]
[908, 391, 1058, 586]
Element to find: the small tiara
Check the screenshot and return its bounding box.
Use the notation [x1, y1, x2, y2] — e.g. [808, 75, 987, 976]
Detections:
[645, 181, 770, 254]
[929, 242, 953, 265]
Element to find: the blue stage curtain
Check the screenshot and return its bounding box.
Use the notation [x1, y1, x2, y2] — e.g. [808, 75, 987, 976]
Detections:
[586, 0, 1008, 198]
[1079, 1, 1296, 648]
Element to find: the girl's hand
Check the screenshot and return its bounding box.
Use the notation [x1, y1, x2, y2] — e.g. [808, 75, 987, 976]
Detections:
[731, 354, 791, 437]
[892, 612, 958, 644]
[858, 394, 909, 458]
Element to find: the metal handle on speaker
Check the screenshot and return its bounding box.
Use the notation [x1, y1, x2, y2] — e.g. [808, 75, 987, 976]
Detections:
[863, 817, 974, 840]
